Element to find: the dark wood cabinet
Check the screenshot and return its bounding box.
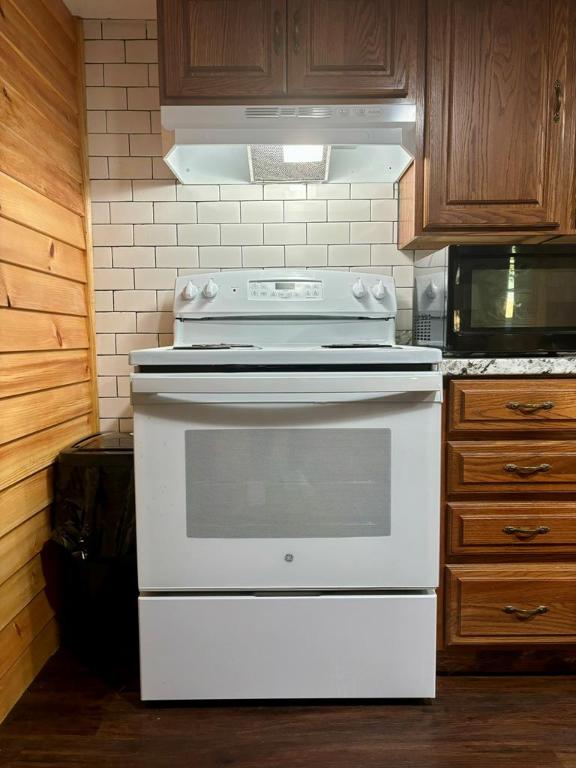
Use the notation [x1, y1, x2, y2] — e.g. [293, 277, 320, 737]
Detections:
[286, 0, 419, 99]
[159, 0, 287, 102]
[399, 0, 576, 249]
[158, 0, 421, 103]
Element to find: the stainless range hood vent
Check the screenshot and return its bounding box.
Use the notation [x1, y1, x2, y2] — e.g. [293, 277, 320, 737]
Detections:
[248, 144, 331, 183]
[245, 106, 334, 119]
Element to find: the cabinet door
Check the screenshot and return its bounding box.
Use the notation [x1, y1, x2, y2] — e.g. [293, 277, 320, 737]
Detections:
[286, 0, 420, 100]
[424, 0, 565, 230]
[158, 0, 287, 102]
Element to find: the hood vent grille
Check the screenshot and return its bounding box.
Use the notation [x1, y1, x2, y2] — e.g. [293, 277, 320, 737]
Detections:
[248, 144, 331, 182]
[245, 106, 334, 120]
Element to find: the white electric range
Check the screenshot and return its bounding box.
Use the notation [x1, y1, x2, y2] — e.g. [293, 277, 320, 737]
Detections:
[131, 269, 442, 701]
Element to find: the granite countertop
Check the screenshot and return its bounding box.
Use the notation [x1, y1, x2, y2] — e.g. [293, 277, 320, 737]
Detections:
[439, 357, 576, 376]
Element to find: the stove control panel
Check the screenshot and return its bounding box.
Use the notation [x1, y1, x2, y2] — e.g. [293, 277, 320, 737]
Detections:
[248, 280, 323, 301]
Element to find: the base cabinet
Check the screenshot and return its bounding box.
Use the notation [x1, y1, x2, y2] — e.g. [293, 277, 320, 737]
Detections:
[442, 378, 576, 656]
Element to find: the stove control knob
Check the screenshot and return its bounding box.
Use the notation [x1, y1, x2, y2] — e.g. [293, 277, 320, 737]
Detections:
[182, 281, 199, 300]
[372, 280, 390, 301]
[352, 279, 367, 299]
[425, 281, 439, 300]
[202, 279, 219, 299]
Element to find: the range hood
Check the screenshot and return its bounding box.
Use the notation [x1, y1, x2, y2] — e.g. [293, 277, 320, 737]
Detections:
[161, 104, 416, 185]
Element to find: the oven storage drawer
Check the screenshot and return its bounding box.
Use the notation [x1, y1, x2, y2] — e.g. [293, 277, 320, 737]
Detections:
[447, 441, 576, 494]
[448, 379, 576, 434]
[446, 565, 576, 645]
[447, 502, 576, 556]
[139, 593, 437, 700]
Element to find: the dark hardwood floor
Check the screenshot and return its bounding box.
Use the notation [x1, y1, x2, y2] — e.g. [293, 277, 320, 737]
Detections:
[1, 652, 576, 767]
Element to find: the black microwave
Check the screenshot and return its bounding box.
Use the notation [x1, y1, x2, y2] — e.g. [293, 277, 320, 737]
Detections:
[413, 245, 576, 356]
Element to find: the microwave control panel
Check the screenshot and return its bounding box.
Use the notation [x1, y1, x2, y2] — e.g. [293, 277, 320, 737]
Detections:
[248, 280, 323, 301]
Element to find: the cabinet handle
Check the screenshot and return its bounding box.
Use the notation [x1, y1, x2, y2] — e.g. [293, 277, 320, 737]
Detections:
[505, 401, 555, 415]
[504, 463, 551, 477]
[502, 525, 551, 539]
[503, 605, 549, 620]
[273, 10, 282, 56]
[293, 9, 301, 53]
[553, 79, 562, 123]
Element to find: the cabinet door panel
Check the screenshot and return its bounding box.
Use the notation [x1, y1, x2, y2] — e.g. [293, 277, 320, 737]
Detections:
[159, 0, 287, 102]
[425, 0, 563, 230]
[287, 0, 420, 100]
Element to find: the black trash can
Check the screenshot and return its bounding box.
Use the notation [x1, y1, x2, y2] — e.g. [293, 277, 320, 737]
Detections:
[52, 432, 138, 680]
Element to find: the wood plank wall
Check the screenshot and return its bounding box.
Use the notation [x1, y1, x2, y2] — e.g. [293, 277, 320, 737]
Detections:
[0, 0, 98, 722]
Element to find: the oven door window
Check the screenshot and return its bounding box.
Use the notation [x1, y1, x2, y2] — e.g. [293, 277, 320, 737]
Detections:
[185, 428, 391, 538]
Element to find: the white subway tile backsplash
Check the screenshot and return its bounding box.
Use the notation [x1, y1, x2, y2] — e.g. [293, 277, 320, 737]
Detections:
[328, 199, 370, 222]
[134, 268, 177, 289]
[350, 222, 394, 244]
[86, 87, 127, 110]
[152, 158, 175, 179]
[96, 334, 116, 355]
[371, 244, 413, 266]
[102, 20, 147, 39]
[85, 64, 104, 86]
[117, 377, 131, 397]
[285, 245, 327, 266]
[240, 201, 283, 223]
[110, 201, 153, 223]
[107, 111, 151, 133]
[221, 224, 263, 246]
[156, 247, 199, 268]
[264, 223, 306, 245]
[134, 224, 177, 245]
[198, 201, 240, 224]
[113, 247, 155, 267]
[146, 21, 158, 39]
[149, 64, 159, 87]
[98, 376, 117, 397]
[199, 247, 242, 268]
[328, 244, 370, 266]
[371, 199, 398, 221]
[264, 184, 306, 200]
[94, 269, 134, 290]
[242, 246, 284, 267]
[91, 203, 110, 224]
[91, 179, 132, 201]
[137, 312, 173, 333]
[307, 222, 349, 245]
[97, 354, 132, 376]
[104, 63, 148, 86]
[83, 20, 102, 39]
[92, 247, 112, 268]
[88, 133, 129, 156]
[156, 291, 175, 311]
[127, 87, 160, 110]
[108, 156, 152, 179]
[221, 185, 263, 201]
[87, 111, 106, 132]
[84, 40, 125, 63]
[95, 312, 136, 333]
[178, 224, 220, 246]
[99, 397, 132, 418]
[114, 290, 157, 311]
[94, 291, 113, 311]
[177, 185, 220, 202]
[129, 134, 162, 156]
[154, 202, 197, 223]
[392, 265, 414, 288]
[116, 333, 159, 354]
[285, 200, 326, 222]
[89, 157, 108, 179]
[351, 183, 394, 199]
[125, 40, 158, 63]
[306, 184, 349, 200]
[93, 224, 133, 246]
[133, 180, 176, 201]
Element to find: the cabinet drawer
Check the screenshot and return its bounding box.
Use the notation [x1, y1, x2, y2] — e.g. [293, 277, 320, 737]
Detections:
[447, 441, 576, 495]
[447, 502, 576, 555]
[446, 565, 576, 644]
[449, 380, 576, 434]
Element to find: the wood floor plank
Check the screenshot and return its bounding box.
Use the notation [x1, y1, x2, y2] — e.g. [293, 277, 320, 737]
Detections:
[0, 618, 58, 724]
[0, 217, 86, 283]
[0, 382, 92, 445]
[0, 509, 52, 587]
[0, 172, 85, 249]
[0, 413, 92, 492]
[0, 309, 89, 353]
[0, 469, 53, 539]
[0, 590, 54, 680]
[0, 350, 91, 399]
[0, 264, 87, 317]
[0, 556, 46, 634]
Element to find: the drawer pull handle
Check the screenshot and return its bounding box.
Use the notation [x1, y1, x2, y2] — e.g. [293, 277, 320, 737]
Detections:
[506, 401, 555, 415]
[504, 463, 551, 477]
[503, 605, 549, 620]
[503, 525, 551, 539]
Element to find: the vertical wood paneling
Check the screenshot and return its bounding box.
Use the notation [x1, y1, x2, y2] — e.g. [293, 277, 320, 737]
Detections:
[0, 0, 97, 722]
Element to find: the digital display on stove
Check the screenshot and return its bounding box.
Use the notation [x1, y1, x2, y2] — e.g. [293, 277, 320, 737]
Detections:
[248, 280, 323, 300]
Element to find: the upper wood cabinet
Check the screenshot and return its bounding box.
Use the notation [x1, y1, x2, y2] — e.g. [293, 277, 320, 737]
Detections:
[159, 0, 288, 102]
[399, 0, 576, 248]
[286, 0, 419, 99]
[158, 0, 422, 104]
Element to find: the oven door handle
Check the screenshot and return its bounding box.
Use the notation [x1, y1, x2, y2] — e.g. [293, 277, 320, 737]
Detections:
[132, 390, 441, 405]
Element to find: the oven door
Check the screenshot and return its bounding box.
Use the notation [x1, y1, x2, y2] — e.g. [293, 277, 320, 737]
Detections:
[132, 371, 442, 591]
